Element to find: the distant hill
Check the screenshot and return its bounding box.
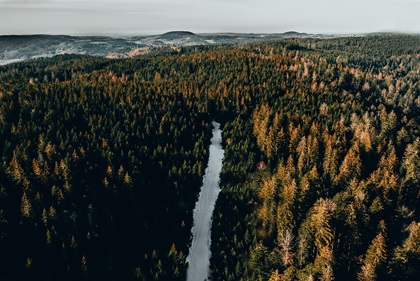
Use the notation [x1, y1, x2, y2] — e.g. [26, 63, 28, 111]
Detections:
[283, 31, 308, 36]
[0, 31, 359, 66]
[159, 31, 197, 40]
[161, 31, 196, 36]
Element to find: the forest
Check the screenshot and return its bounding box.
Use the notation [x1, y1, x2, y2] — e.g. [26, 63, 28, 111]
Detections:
[0, 34, 419, 280]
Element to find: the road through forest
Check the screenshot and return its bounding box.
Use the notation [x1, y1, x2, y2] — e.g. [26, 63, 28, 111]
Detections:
[186, 122, 224, 281]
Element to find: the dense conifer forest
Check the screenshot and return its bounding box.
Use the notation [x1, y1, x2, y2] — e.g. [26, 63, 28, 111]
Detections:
[0, 34, 419, 280]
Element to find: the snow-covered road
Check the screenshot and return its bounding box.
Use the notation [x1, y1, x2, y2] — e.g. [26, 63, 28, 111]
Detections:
[186, 121, 224, 281]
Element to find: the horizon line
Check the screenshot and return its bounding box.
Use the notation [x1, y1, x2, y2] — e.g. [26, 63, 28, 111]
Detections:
[0, 30, 419, 38]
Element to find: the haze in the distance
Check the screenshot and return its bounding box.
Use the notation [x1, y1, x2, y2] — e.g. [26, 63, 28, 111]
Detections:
[0, 0, 419, 35]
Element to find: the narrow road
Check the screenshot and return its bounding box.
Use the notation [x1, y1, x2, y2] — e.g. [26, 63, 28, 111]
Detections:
[186, 121, 224, 281]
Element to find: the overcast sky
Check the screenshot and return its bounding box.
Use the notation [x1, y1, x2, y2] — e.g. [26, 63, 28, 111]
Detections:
[0, 0, 419, 35]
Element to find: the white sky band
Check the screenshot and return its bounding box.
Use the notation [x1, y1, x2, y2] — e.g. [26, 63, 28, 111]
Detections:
[0, 0, 419, 35]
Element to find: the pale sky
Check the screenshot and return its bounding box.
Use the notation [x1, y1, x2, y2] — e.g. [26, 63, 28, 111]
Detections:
[0, 0, 419, 35]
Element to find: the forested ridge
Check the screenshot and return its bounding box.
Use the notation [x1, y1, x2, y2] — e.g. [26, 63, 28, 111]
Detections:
[0, 34, 419, 280]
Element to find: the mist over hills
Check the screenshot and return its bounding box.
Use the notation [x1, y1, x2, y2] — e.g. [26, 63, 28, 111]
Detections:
[0, 31, 331, 65]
